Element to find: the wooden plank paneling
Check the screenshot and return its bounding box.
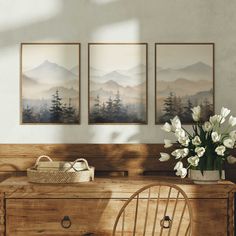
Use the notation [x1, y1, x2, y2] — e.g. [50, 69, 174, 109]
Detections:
[0, 144, 177, 175]
[0, 144, 236, 180]
[0, 171, 25, 182]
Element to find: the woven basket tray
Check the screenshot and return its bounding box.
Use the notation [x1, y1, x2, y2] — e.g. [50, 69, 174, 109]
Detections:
[27, 155, 95, 184]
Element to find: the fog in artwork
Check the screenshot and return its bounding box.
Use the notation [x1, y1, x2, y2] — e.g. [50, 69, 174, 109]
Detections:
[89, 44, 147, 124]
[21, 44, 80, 124]
[155, 44, 214, 123]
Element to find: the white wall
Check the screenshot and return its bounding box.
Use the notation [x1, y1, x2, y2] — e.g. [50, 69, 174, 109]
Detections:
[0, 0, 235, 144]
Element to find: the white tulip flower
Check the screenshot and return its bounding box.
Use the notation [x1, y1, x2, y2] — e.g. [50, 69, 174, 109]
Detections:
[182, 148, 189, 158]
[174, 161, 183, 171]
[210, 115, 225, 125]
[203, 121, 213, 132]
[170, 116, 181, 131]
[174, 161, 188, 178]
[175, 128, 186, 139]
[171, 149, 182, 159]
[211, 131, 221, 143]
[164, 139, 173, 148]
[229, 130, 236, 140]
[215, 145, 226, 156]
[195, 147, 205, 157]
[191, 106, 201, 121]
[159, 153, 171, 162]
[223, 138, 235, 149]
[229, 116, 236, 127]
[221, 107, 231, 118]
[176, 167, 187, 178]
[192, 136, 201, 146]
[178, 136, 190, 147]
[172, 148, 189, 159]
[187, 156, 200, 167]
[227, 155, 236, 164]
[161, 122, 172, 132]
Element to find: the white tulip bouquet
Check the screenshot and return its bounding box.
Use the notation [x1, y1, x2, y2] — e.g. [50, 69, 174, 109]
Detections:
[160, 106, 236, 178]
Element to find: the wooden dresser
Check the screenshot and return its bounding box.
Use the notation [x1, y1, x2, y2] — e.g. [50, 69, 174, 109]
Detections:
[0, 176, 234, 236]
[0, 144, 235, 235]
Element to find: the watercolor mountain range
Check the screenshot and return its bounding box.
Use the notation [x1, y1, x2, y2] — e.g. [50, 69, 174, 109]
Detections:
[22, 60, 79, 123]
[156, 61, 213, 123]
[89, 64, 147, 123]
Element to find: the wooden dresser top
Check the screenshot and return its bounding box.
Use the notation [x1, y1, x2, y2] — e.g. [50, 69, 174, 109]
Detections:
[0, 176, 234, 199]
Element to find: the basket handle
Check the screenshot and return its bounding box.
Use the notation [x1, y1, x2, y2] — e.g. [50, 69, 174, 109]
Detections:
[34, 155, 53, 168]
[71, 158, 91, 171]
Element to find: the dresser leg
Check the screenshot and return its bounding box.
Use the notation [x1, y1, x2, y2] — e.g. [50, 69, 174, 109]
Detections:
[228, 191, 234, 236]
[0, 193, 5, 236]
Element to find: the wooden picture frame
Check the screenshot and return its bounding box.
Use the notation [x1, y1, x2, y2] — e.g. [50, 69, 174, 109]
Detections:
[20, 43, 80, 125]
[155, 43, 215, 124]
[88, 43, 148, 124]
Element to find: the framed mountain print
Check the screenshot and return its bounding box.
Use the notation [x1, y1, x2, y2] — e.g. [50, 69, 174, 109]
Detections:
[20, 43, 80, 124]
[155, 43, 214, 124]
[88, 43, 148, 124]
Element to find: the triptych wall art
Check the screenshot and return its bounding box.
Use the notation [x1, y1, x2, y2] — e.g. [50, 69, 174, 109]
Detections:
[20, 43, 214, 125]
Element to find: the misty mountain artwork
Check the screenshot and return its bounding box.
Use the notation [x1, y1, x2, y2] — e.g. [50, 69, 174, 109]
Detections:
[89, 43, 147, 124]
[21, 43, 80, 124]
[155, 43, 214, 124]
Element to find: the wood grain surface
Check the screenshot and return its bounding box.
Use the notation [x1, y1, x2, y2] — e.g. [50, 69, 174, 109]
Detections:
[0, 144, 235, 180]
[0, 193, 4, 236]
[0, 176, 234, 199]
[0, 176, 234, 236]
[0, 144, 235, 235]
[6, 198, 227, 236]
[0, 144, 175, 176]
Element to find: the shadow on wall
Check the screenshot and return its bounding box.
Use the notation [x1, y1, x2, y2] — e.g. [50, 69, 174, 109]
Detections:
[0, 0, 149, 231]
[0, 0, 155, 48]
[0, 0, 201, 234]
[0, 0, 162, 144]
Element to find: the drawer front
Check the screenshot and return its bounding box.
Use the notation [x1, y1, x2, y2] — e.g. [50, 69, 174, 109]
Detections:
[6, 198, 118, 236]
[191, 199, 227, 236]
[6, 198, 227, 236]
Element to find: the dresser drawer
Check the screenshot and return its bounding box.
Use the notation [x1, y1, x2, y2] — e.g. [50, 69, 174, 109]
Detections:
[6, 198, 122, 236]
[6, 198, 227, 236]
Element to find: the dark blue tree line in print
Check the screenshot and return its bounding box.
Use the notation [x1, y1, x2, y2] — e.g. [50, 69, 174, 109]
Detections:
[23, 90, 79, 123]
[159, 92, 213, 123]
[90, 91, 145, 123]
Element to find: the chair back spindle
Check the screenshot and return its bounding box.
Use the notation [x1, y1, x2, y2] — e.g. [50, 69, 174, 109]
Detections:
[113, 183, 193, 236]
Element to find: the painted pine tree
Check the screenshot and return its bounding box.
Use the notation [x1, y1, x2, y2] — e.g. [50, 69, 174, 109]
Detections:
[182, 99, 193, 122]
[50, 90, 63, 122]
[65, 98, 77, 123]
[23, 105, 34, 123]
[93, 95, 101, 117]
[105, 97, 113, 116]
[113, 91, 122, 115]
[160, 92, 176, 122]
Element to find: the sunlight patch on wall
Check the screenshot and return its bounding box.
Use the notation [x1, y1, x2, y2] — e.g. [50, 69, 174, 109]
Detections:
[0, 0, 62, 32]
[90, 19, 139, 41]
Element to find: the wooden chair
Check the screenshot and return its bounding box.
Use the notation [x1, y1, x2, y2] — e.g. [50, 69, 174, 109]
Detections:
[112, 183, 193, 236]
